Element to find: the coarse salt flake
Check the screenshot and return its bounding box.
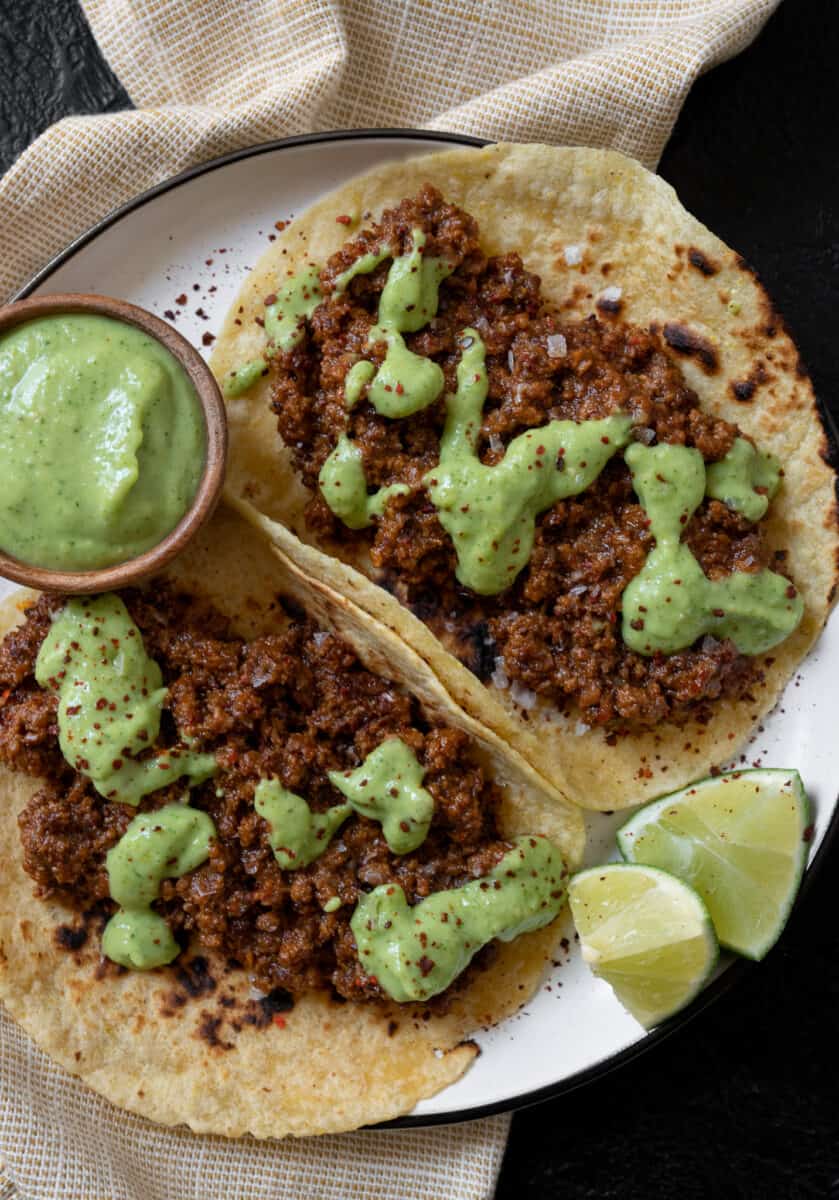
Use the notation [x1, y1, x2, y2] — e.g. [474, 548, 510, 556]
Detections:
[547, 333, 567, 358]
[510, 681, 537, 710]
[491, 658, 509, 690]
[563, 244, 583, 266]
[599, 285, 623, 303]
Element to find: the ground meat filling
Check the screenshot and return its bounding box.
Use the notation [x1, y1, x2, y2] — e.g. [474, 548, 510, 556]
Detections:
[269, 184, 783, 727]
[0, 590, 508, 1005]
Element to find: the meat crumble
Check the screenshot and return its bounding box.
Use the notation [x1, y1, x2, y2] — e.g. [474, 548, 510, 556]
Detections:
[269, 185, 784, 727]
[0, 588, 508, 1006]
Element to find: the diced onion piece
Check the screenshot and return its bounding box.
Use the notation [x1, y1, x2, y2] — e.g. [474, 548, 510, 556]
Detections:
[547, 333, 567, 358]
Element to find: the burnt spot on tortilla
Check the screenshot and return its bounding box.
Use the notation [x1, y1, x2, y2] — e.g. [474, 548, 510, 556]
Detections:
[596, 295, 623, 316]
[175, 955, 217, 999]
[730, 360, 769, 402]
[731, 379, 756, 402]
[159, 990, 189, 1017]
[55, 923, 88, 952]
[662, 323, 719, 373]
[242, 987, 296, 1029]
[687, 247, 720, 276]
[260, 987, 295, 1021]
[197, 1012, 235, 1051]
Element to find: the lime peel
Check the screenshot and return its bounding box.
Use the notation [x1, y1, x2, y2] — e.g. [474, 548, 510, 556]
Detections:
[617, 768, 809, 961]
[568, 863, 718, 1029]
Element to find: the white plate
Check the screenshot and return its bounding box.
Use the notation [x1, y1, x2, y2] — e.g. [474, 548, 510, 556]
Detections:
[5, 131, 838, 1127]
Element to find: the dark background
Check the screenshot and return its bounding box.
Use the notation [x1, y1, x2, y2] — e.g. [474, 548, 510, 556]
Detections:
[1, 1, 837, 1196]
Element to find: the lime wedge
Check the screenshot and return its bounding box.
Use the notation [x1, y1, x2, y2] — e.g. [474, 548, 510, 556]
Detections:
[568, 864, 718, 1028]
[617, 769, 810, 961]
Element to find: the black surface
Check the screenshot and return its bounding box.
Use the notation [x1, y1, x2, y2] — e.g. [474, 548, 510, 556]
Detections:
[0, 1, 837, 1196]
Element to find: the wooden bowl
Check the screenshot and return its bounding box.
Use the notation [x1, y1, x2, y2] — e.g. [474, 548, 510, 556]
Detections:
[0, 293, 227, 593]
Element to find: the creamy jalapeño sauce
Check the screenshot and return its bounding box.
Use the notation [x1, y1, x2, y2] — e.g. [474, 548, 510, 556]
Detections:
[318, 432, 409, 530]
[425, 331, 633, 594]
[0, 314, 205, 570]
[35, 596, 217, 806]
[328, 737, 434, 854]
[102, 803, 216, 969]
[351, 835, 566, 1003]
[223, 267, 322, 398]
[621, 442, 803, 655]
[705, 436, 781, 522]
[255, 780, 351, 869]
[255, 738, 435, 868]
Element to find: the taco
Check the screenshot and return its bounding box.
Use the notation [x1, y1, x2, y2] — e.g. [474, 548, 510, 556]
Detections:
[212, 143, 838, 811]
[0, 504, 582, 1138]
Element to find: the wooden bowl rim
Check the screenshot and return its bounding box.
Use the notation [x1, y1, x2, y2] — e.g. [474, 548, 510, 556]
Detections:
[0, 292, 227, 593]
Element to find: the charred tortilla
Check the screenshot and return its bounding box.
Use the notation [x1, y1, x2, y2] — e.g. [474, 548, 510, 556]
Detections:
[0, 505, 582, 1138]
[212, 143, 838, 811]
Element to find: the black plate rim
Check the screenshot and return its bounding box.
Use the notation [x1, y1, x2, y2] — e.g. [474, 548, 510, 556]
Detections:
[12, 125, 839, 1131]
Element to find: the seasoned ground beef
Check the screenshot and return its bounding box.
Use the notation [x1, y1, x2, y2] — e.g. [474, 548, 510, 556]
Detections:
[269, 184, 784, 727]
[0, 589, 508, 1005]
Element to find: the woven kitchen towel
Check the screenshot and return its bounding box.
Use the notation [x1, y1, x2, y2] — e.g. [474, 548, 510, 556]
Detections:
[0, 0, 780, 1196]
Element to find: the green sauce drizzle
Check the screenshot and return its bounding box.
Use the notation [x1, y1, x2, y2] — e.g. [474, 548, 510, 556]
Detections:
[351, 835, 566, 1003]
[264, 265, 322, 354]
[705, 436, 780, 522]
[338, 229, 453, 418]
[328, 738, 434, 855]
[223, 267, 321, 396]
[102, 803, 216, 969]
[424, 330, 633, 595]
[344, 360, 377, 409]
[224, 356, 268, 397]
[0, 313, 205, 570]
[256, 738, 435, 868]
[318, 432, 409, 529]
[333, 245, 393, 293]
[35, 596, 217, 806]
[621, 442, 803, 655]
[255, 780, 351, 869]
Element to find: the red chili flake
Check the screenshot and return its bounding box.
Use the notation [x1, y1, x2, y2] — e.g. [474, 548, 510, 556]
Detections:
[201, 332, 215, 347]
[335, 214, 352, 225]
[395, 382, 404, 395]
[786, 585, 797, 599]
[163, 309, 176, 321]
[272, 1015, 286, 1028]
[536, 445, 546, 455]
[111, 759, 123, 771]
[712, 608, 725, 617]
[175, 293, 187, 305]
[263, 293, 277, 306]
[601, 436, 610, 444]
[384, 384, 393, 392]
[418, 956, 435, 977]
[802, 824, 814, 843]
[95, 698, 108, 711]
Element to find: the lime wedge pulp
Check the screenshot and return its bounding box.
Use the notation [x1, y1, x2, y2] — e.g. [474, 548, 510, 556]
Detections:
[568, 864, 718, 1029]
[617, 769, 810, 961]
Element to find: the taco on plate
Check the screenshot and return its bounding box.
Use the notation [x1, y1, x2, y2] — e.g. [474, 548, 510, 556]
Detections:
[0, 506, 581, 1137]
[213, 143, 838, 810]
